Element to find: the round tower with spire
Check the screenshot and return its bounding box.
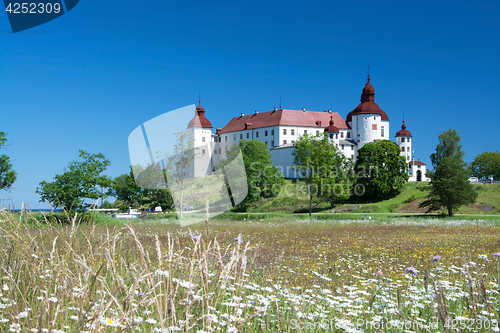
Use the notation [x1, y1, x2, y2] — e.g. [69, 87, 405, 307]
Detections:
[346, 75, 390, 149]
[395, 120, 412, 162]
[187, 98, 214, 177]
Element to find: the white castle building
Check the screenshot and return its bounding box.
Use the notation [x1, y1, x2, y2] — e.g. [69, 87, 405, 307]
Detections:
[187, 76, 429, 181]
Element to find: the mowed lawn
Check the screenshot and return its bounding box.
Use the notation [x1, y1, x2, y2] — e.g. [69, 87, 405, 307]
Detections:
[1, 211, 499, 332]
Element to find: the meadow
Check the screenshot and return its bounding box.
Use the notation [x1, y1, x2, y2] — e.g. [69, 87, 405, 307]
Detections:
[0, 210, 499, 332]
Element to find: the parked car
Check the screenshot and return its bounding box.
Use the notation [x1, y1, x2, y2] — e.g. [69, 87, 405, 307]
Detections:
[468, 177, 479, 183]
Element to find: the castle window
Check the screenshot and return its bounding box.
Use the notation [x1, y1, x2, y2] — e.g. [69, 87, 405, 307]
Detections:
[265, 141, 268, 146]
[271, 140, 274, 147]
[202, 137, 205, 142]
[225, 136, 227, 142]
[336, 134, 338, 139]
[347, 132, 351, 138]
[341, 132, 344, 138]
[219, 148, 221, 154]
[234, 134, 236, 140]
[283, 140, 287, 145]
[316, 131, 319, 134]
[304, 130, 307, 134]
[351, 146, 354, 150]
[291, 129, 295, 135]
[407, 138, 410, 142]
[291, 140, 295, 143]
[256, 131, 259, 137]
[381, 126, 385, 137]
[407, 156, 410, 160]
[202, 149, 205, 155]
[265, 130, 268, 136]
[247, 133, 249, 139]
[418, 165, 421, 169]
[214, 149, 217, 154]
[336, 144, 338, 148]
[214, 137, 217, 142]
[351, 155, 354, 159]
[402, 147, 405, 152]
[402, 138, 405, 142]
[330, 133, 333, 139]
[283, 129, 287, 135]
[341, 145, 344, 150]
[225, 146, 228, 153]
[271, 129, 274, 135]
[218, 137, 221, 142]
[240, 134, 243, 140]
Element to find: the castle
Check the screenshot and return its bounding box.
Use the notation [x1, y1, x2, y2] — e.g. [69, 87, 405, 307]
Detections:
[187, 76, 429, 182]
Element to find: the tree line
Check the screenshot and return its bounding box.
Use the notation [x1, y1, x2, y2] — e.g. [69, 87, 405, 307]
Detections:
[1, 129, 498, 216]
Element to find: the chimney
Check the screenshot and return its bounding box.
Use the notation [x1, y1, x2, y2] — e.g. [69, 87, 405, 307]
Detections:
[255, 110, 259, 114]
[302, 108, 306, 112]
[328, 109, 332, 113]
[240, 113, 244, 117]
[274, 107, 278, 111]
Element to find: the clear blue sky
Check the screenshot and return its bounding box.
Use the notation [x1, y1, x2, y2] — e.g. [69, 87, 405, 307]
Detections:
[1, 0, 499, 209]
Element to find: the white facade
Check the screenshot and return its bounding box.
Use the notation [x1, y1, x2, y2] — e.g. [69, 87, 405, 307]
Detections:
[189, 78, 426, 182]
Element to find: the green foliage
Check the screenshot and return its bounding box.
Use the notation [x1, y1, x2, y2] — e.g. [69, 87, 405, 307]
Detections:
[430, 128, 465, 168]
[36, 150, 112, 210]
[422, 129, 477, 216]
[109, 166, 174, 212]
[355, 140, 409, 201]
[293, 133, 355, 216]
[0, 131, 17, 192]
[217, 140, 285, 208]
[420, 157, 478, 216]
[469, 151, 500, 180]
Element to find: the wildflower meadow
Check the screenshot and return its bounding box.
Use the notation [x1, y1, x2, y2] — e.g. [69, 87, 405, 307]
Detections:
[0, 210, 499, 332]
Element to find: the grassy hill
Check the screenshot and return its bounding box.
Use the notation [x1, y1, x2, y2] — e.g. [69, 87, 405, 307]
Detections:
[244, 180, 500, 215]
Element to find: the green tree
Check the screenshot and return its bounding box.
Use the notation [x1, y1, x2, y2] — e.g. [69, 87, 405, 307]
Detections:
[163, 130, 195, 219]
[215, 140, 284, 208]
[293, 133, 354, 217]
[0, 131, 17, 192]
[430, 128, 465, 168]
[355, 140, 409, 201]
[36, 150, 112, 210]
[420, 157, 477, 216]
[421, 129, 477, 216]
[469, 151, 500, 180]
[110, 165, 174, 212]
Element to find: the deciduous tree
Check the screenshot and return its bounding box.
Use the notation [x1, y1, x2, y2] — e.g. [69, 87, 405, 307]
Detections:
[36, 150, 111, 210]
[469, 151, 500, 180]
[355, 140, 408, 201]
[216, 140, 284, 208]
[0, 131, 17, 193]
[293, 133, 354, 216]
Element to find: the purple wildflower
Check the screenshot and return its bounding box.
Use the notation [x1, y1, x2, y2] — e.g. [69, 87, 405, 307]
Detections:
[376, 270, 383, 276]
[432, 255, 442, 262]
[137, 292, 146, 297]
[406, 267, 418, 276]
[494, 252, 500, 257]
[192, 235, 199, 241]
[234, 234, 243, 244]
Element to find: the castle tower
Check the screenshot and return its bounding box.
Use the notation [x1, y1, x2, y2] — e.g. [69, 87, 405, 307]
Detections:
[187, 99, 213, 177]
[346, 75, 390, 150]
[395, 120, 412, 162]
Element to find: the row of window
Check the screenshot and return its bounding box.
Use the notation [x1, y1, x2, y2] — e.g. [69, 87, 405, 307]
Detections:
[401, 137, 410, 142]
[329, 132, 351, 139]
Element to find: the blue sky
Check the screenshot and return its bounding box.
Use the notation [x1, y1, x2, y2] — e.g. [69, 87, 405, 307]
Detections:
[1, 0, 499, 209]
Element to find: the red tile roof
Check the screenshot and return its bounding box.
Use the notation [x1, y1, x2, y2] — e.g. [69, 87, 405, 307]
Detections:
[346, 77, 389, 122]
[395, 120, 412, 137]
[188, 102, 213, 128]
[219, 109, 347, 134]
[409, 160, 426, 165]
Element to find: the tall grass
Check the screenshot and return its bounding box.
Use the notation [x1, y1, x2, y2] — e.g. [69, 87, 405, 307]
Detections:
[0, 210, 499, 332]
